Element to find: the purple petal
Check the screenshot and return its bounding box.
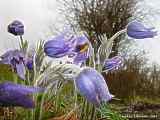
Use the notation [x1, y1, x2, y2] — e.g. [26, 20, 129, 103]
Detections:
[74, 35, 89, 53]
[0, 81, 43, 95]
[76, 68, 113, 106]
[0, 91, 34, 108]
[72, 35, 90, 64]
[0, 82, 43, 108]
[1, 49, 25, 62]
[76, 70, 100, 106]
[44, 34, 73, 58]
[8, 20, 24, 36]
[73, 50, 89, 65]
[15, 62, 26, 80]
[80, 68, 113, 102]
[25, 58, 33, 70]
[127, 21, 157, 39]
[76, 35, 88, 45]
[103, 56, 122, 71]
[0, 50, 27, 80]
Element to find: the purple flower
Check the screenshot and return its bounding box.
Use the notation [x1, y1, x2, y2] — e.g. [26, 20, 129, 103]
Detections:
[44, 33, 76, 58]
[73, 35, 90, 65]
[73, 51, 89, 65]
[8, 20, 24, 36]
[127, 21, 157, 39]
[103, 56, 122, 71]
[0, 50, 26, 80]
[75, 68, 113, 106]
[25, 58, 33, 70]
[74, 36, 89, 53]
[0, 81, 43, 108]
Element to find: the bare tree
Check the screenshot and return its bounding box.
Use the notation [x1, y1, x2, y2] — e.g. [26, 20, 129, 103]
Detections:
[59, 0, 137, 57]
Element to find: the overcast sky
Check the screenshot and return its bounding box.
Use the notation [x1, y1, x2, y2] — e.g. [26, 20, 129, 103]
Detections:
[135, 0, 160, 63]
[0, 0, 59, 53]
[0, 0, 160, 63]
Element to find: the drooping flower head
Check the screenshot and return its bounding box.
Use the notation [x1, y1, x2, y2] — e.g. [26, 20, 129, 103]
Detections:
[0, 81, 43, 108]
[0, 49, 28, 80]
[44, 33, 76, 58]
[103, 56, 122, 72]
[127, 21, 157, 39]
[8, 20, 24, 36]
[75, 67, 113, 106]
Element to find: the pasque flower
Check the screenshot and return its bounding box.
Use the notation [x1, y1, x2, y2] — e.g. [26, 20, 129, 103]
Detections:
[74, 35, 89, 53]
[44, 33, 76, 58]
[0, 81, 43, 108]
[73, 35, 90, 64]
[127, 21, 157, 39]
[103, 56, 122, 71]
[44, 31, 90, 63]
[0, 49, 30, 80]
[8, 20, 24, 36]
[75, 67, 113, 106]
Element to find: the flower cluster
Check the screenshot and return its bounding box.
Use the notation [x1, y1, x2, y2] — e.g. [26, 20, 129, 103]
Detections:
[0, 19, 157, 110]
[0, 21, 36, 109]
[42, 20, 157, 107]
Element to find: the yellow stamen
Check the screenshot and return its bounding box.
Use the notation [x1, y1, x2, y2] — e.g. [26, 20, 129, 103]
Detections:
[76, 43, 89, 53]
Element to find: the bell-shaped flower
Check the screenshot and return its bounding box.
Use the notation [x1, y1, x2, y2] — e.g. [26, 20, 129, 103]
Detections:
[0, 81, 43, 108]
[8, 20, 24, 36]
[73, 35, 90, 65]
[75, 67, 113, 106]
[102, 56, 122, 72]
[0, 50, 28, 80]
[44, 33, 76, 58]
[74, 35, 89, 53]
[127, 21, 157, 39]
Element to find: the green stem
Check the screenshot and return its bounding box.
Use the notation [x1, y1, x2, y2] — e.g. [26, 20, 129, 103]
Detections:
[31, 53, 38, 120]
[97, 29, 126, 66]
[90, 105, 96, 120]
[80, 98, 86, 120]
[38, 83, 55, 120]
[55, 81, 62, 113]
[19, 35, 24, 50]
[19, 35, 28, 53]
[73, 79, 78, 119]
[84, 101, 90, 120]
[20, 35, 23, 45]
[109, 29, 126, 42]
